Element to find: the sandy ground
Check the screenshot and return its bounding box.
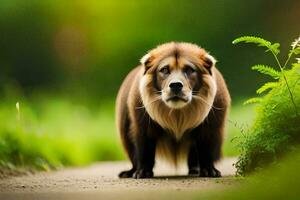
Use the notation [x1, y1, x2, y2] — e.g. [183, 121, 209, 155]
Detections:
[0, 158, 238, 200]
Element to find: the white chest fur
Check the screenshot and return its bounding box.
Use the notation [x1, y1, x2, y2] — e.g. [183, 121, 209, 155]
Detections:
[139, 74, 217, 140]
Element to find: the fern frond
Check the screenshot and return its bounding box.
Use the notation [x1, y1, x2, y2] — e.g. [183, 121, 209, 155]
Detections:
[243, 97, 263, 105]
[289, 47, 300, 57]
[232, 36, 280, 55]
[232, 36, 271, 46]
[251, 65, 281, 79]
[256, 82, 278, 94]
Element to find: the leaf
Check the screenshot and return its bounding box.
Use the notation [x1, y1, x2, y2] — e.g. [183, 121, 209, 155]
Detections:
[294, 63, 300, 74]
[243, 97, 263, 105]
[251, 65, 281, 79]
[232, 36, 271, 46]
[232, 36, 280, 55]
[289, 47, 300, 57]
[256, 82, 278, 94]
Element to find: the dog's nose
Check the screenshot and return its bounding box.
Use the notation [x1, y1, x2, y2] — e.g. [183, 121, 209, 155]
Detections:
[169, 82, 183, 93]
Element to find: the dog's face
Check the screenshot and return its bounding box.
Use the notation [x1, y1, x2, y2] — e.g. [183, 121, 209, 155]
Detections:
[140, 42, 215, 109]
[155, 56, 205, 109]
[139, 42, 217, 137]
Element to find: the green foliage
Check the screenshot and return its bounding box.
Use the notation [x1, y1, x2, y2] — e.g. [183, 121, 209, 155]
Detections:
[225, 103, 256, 156]
[251, 65, 281, 79]
[232, 36, 280, 55]
[243, 97, 262, 105]
[256, 82, 278, 94]
[289, 47, 300, 57]
[233, 35, 300, 175]
[0, 98, 125, 170]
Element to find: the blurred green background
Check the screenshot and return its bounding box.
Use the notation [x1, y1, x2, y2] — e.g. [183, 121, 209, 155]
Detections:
[0, 0, 299, 169]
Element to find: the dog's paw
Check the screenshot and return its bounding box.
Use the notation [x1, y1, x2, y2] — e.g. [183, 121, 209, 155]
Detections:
[200, 167, 221, 177]
[188, 167, 200, 176]
[118, 169, 135, 178]
[133, 169, 153, 179]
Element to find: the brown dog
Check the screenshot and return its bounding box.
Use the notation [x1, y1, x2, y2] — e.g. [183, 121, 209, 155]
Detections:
[116, 42, 230, 178]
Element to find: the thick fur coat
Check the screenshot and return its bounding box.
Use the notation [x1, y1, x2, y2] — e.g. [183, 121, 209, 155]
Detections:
[116, 42, 230, 178]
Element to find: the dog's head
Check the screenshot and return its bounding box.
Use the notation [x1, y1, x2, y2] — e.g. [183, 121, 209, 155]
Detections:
[139, 42, 217, 137]
[140, 42, 216, 109]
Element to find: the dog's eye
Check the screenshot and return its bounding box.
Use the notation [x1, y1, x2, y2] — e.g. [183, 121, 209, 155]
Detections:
[184, 66, 196, 76]
[159, 66, 170, 75]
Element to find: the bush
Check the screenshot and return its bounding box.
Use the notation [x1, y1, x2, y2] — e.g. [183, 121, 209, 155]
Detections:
[233, 35, 300, 175]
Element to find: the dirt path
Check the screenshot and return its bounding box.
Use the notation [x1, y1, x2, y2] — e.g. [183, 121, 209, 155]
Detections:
[0, 158, 238, 200]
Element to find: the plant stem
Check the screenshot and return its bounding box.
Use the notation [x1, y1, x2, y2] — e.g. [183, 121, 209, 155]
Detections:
[282, 50, 294, 69]
[271, 51, 299, 117]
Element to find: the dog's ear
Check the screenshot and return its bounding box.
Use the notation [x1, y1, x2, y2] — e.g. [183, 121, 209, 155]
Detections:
[140, 53, 153, 74]
[202, 54, 216, 75]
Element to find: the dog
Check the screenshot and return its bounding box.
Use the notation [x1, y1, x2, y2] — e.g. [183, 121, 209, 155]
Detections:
[116, 42, 230, 178]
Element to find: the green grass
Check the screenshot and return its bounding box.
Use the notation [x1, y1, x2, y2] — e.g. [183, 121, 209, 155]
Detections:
[0, 96, 253, 170]
[224, 102, 255, 156]
[0, 97, 125, 170]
